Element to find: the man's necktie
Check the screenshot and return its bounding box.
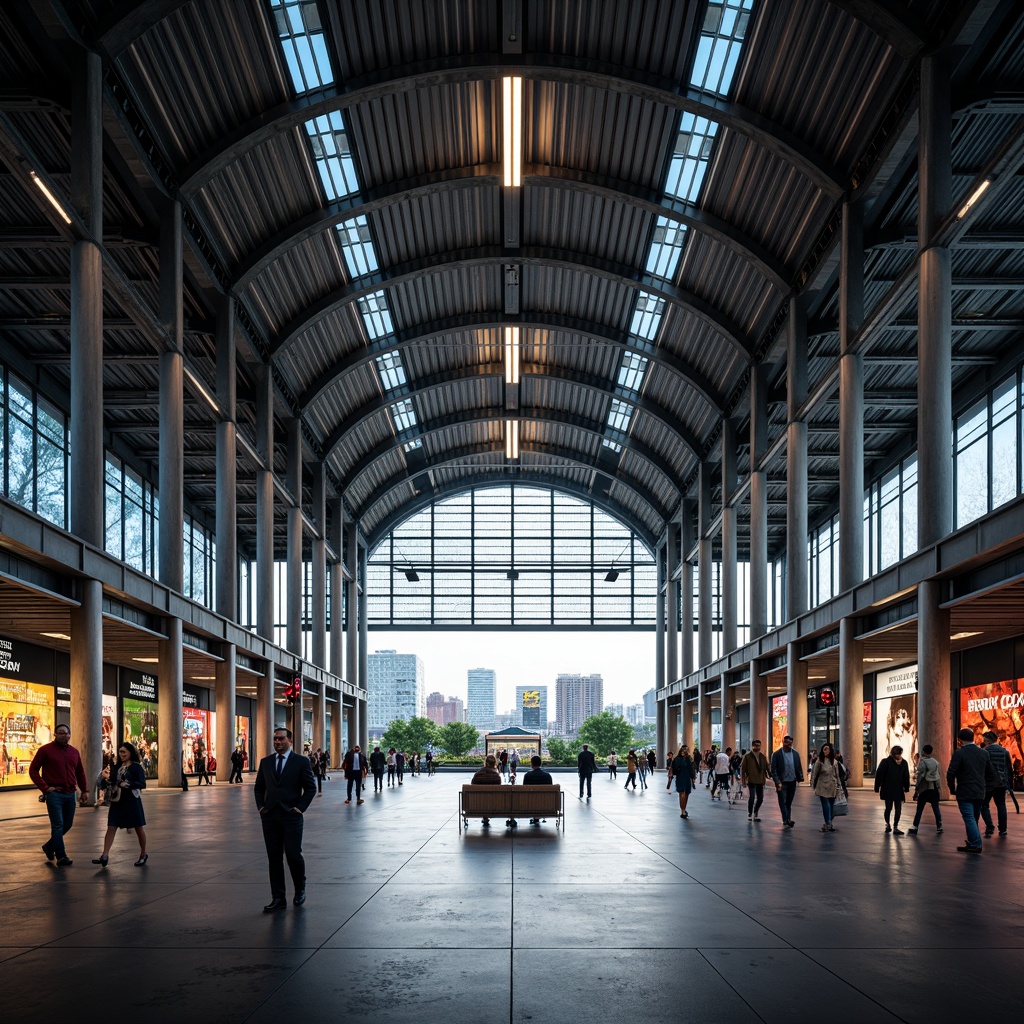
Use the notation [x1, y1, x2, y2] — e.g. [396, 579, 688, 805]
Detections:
[275, 754, 284, 780]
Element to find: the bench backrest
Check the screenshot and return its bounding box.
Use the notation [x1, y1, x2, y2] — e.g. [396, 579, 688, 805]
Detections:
[461, 783, 561, 814]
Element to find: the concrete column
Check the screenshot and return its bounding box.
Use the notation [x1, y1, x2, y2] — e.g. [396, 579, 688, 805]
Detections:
[329, 499, 344, 677]
[749, 659, 768, 746]
[722, 679, 736, 752]
[329, 701, 343, 767]
[358, 543, 369, 696]
[255, 666, 274, 764]
[786, 641, 809, 757]
[311, 682, 326, 754]
[215, 295, 237, 620]
[656, 699, 667, 768]
[838, 617, 864, 787]
[158, 203, 184, 593]
[358, 699, 368, 752]
[346, 701, 358, 753]
[698, 684, 712, 752]
[918, 579, 952, 798]
[839, 200, 865, 593]
[255, 365, 275, 642]
[721, 418, 738, 652]
[286, 419, 303, 657]
[215, 644, 236, 783]
[681, 502, 694, 677]
[697, 462, 713, 667]
[918, 52, 954, 548]
[786, 296, 808, 620]
[655, 542, 666, 692]
[69, 50, 104, 548]
[69, 578, 103, 801]
[681, 699, 694, 751]
[666, 525, 679, 684]
[157, 617, 183, 789]
[311, 462, 327, 668]
[749, 367, 768, 637]
[346, 522, 359, 685]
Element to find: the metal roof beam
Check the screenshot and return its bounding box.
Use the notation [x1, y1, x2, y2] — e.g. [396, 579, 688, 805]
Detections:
[298, 312, 726, 414]
[271, 246, 753, 362]
[178, 57, 844, 199]
[824, 2, 925, 59]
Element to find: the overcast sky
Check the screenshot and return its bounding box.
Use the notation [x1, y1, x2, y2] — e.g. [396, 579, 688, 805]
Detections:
[372, 629, 656, 714]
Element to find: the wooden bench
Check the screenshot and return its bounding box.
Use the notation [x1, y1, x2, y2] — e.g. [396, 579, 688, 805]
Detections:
[459, 783, 565, 832]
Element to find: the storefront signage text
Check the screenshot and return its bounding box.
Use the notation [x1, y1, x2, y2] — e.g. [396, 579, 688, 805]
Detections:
[128, 674, 157, 702]
[874, 664, 918, 699]
[966, 690, 1024, 712]
[0, 638, 22, 674]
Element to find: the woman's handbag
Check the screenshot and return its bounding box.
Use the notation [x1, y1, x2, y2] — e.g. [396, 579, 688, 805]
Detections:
[832, 791, 849, 816]
[107, 782, 122, 803]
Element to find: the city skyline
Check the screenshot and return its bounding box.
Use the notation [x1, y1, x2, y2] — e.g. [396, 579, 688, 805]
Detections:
[371, 630, 655, 720]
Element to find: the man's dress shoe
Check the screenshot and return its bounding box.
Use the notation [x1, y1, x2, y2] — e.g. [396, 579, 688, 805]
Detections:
[263, 898, 288, 913]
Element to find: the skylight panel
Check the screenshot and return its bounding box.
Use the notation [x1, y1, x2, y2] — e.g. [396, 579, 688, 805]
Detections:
[269, 0, 334, 93]
[358, 290, 394, 340]
[390, 398, 418, 432]
[403, 438, 423, 452]
[690, 0, 753, 97]
[305, 113, 359, 200]
[617, 352, 649, 393]
[630, 292, 666, 341]
[606, 398, 633, 434]
[375, 351, 407, 393]
[338, 215, 378, 277]
[602, 438, 623, 453]
[645, 217, 687, 280]
[664, 113, 718, 203]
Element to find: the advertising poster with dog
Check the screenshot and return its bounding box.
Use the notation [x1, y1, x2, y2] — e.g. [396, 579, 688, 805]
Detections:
[875, 665, 918, 764]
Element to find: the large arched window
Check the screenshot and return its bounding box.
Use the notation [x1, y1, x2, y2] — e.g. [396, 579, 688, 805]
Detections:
[367, 486, 656, 628]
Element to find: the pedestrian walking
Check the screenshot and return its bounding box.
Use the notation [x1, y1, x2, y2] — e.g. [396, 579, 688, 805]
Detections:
[947, 727, 999, 854]
[980, 730, 1013, 838]
[874, 746, 911, 834]
[740, 740, 771, 821]
[624, 749, 638, 790]
[369, 744, 386, 792]
[343, 744, 368, 804]
[671, 746, 697, 818]
[29, 724, 90, 866]
[607, 750, 618, 779]
[387, 747, 397, 786]
[92, 742, 149, 867]
[577, 743, 596, 799]
[769, 735, 804, 828]
[809, 742, 843, 832]
[907, 743, 943, 835]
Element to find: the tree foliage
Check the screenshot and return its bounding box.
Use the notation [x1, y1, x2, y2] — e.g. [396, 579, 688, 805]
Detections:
[381, 716, 438, 753]
[436, 721, 480, 757]
[578, 711, 635, 756]
[631, 722, 657, 746]
[545, 736, 581, 763]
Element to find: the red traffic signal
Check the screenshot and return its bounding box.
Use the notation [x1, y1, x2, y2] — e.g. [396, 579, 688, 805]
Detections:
[816, 685, 837, 708]
[284, 677, 302, 703]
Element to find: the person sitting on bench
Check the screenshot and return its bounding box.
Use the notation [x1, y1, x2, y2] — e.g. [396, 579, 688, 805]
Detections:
[521, 755, 554, 826]
[471, 754, 501, 828]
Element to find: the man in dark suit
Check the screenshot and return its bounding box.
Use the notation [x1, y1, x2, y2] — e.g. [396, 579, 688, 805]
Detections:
[770, 734, 805, 828]
[254, 727, 317, 912]
[577, 743, 597, 800]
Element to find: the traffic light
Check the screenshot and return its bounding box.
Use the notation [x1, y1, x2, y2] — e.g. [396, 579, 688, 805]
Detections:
[815, 685, 837, 709]
[284, 676, 302, 703]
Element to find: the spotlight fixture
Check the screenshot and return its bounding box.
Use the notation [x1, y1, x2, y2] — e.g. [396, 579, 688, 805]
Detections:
[604, 569, 619, 582]
[507, 569, 520, 580]
[405, 569, 420, 582]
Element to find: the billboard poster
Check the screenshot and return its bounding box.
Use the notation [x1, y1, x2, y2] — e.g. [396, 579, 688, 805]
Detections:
[102, 697, 117, 765]
[960, 678, 1024, 766]
[875, 664, 918, 763]
[123, 698, 159, 778]
[771, 694, 788, 753]
[182, 708, 217, 773]
[235, 716, 250, 771]
[0, 678, 55, 788]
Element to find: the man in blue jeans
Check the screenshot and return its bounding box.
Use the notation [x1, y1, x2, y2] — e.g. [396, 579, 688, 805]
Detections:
[946, 727, 999, 854]
[29, 724, 90, 866]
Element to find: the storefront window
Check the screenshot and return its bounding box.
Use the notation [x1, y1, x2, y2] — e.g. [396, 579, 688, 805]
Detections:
[1, 679, 55, 788]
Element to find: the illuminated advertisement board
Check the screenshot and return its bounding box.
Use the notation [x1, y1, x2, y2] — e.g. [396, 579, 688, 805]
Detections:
[771, 694, 788, 753]
[960, 678, 1024, 765]
[182, 708, 217, 773]
[123, 698, 159, 779]
[875, 664, 918, 762]
[0, 678, 55, 788]
[522, 690, 540, 708]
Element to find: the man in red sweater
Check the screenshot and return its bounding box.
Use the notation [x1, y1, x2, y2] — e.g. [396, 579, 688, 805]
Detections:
[29, 725, 89, 866]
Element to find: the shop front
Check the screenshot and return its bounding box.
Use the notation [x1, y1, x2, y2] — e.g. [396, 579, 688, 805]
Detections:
[121, 668, 159, 779]
[960, 676, 1023, 785]
[874, 664, 918, 765]
[0, 637, 58, 790]
[182, 685, 216, 777]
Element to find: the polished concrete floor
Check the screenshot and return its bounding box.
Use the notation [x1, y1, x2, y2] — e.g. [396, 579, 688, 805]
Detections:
[2, 770, 1022, 1023]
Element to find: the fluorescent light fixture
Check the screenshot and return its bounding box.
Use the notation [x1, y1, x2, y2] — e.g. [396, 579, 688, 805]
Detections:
[957, 179, 990, 219]
[30, 171, 71, 224]
[862, 657, 892, 663]
[808, 674, 827, 680]
[133, 657, 159, 664]
[504, 325, 520, 384]
[41, 631, 72, 641]
[604, 570, 619, 583]
[191, 675, 216, 681]
[405, 569, 420, 582]
[184, 366, 220, 414]
[502, 76, 522, 187]
[950, 631, 982, 641]
[505, 419, 519, 460]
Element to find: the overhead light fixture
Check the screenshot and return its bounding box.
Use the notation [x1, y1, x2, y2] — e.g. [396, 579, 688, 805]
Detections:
[405, 569, 420, 582]
[133, 657, 159, 664]
[183, 366, 220, 414]
[191, 675, 216, 681]
[507, 569, 520, 580]
[950, 630, 982, 641]
[506, 419, 519, 460]
[30, 171, 72, 224]
[862, 657, 892, 664]
[604, 570, 619, 582]
[504, 325, 520, 384]
[502, 76, 522, 187]
[41, 632, 71, 641]
[957, 179, 990, 219]
[808, 674, 827, 680]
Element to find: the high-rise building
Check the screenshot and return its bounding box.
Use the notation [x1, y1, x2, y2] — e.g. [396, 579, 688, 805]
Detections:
[367, 649, 426, 732]
[466, 667, 496, 731]
[604, 702, 624, 718]
[643, 687, 657, 722]
[555, 673, 604, 735]
[626, 703, 646, 727]
[516, 685, 548, 730]
[426, 691, 464, 726]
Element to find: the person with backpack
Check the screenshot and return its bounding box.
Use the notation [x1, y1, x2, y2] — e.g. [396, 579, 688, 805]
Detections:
[907, 743, 943, 835]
